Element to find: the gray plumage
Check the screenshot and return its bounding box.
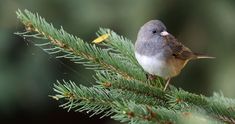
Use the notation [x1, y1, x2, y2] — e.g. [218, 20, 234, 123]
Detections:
[135, 20, 168, 56]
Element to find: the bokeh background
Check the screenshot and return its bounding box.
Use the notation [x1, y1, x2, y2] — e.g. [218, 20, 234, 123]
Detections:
[1, 0, 235, 123]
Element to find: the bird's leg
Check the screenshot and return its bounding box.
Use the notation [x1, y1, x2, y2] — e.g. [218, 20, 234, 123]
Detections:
[146, 74, 163, 87]
[146, 74, 157, 80]
[163, 78, 171, 91]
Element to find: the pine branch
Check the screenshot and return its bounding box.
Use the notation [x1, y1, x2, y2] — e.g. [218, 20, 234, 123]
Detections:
[112, 101, 222, 124]
[94, 70, 166, 104]
[53, 80, 233, 123]
[168, 89, 235, 123]
[52, 80, 114, 117]
[16, 9, 235, 124]
[97, 28, 139, 66]
[112, 101, 180, 124]
[53, 80, 162, 109]
[53, 81, 222, 124]
[15, 9, 146, 82]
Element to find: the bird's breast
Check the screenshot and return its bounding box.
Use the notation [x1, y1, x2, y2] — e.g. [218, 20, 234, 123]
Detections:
[135, 52, 186, 79]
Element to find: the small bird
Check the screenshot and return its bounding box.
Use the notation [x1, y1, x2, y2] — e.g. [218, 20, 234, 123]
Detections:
[134, 20, 214, 91]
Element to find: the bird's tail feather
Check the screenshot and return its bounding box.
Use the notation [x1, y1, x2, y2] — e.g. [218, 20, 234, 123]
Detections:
[193, 52, 215, 59]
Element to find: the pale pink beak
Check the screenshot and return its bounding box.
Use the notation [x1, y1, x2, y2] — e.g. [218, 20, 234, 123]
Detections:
[160, 31, 169, 36]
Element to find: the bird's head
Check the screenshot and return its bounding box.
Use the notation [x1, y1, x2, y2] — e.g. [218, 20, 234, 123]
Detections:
[137, 20, 169, 41]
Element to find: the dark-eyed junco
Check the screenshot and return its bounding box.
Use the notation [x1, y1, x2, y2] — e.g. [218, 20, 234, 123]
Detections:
[135, 20, 214, 91]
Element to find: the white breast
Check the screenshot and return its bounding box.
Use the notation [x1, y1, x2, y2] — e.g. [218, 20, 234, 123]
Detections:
[135, 52, 173, 79]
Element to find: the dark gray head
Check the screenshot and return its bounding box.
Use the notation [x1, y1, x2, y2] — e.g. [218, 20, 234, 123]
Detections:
[137, 20, 168, 41]
[135, 20, 171, 56]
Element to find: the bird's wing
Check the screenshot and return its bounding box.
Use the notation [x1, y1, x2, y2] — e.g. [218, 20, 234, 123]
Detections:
[164, 34, 195, 60]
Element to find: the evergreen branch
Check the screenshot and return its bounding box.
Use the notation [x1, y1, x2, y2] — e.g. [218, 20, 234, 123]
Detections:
[168, 89, 235, 123]
[52, 80, 114, 117]
[53, 81, 220, 123]
[97, 28, 139, 66]
[94, 70, 167, 104]
[53, 80, 162, 117]
[112, 101, 220, 124]
[112, 101, 178, 124]
[209, 92, 235, 123]
[16, 9, 146, 82]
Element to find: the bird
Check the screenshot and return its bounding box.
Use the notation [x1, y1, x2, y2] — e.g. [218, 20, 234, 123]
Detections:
[134, 20, 214, 91]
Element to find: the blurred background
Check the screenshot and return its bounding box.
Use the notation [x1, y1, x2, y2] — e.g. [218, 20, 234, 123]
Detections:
[0, 0, 235, 123]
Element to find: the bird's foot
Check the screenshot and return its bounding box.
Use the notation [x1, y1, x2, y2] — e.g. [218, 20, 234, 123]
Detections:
[146, 74, 168, 89]
[146, 74, 162, 87]
[146, 74, 157, 80]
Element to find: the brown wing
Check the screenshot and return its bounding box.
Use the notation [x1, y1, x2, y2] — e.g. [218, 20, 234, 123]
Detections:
[164, 34, 195, 60]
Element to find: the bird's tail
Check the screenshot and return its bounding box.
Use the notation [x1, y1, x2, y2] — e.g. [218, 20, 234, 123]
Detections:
[193, 52, 215, 59]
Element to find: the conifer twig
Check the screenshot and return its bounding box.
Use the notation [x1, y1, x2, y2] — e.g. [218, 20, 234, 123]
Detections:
[16, 9, 146, 82]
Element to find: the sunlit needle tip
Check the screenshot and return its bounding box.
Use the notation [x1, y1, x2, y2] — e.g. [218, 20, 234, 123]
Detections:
[92, 34, 109, 44]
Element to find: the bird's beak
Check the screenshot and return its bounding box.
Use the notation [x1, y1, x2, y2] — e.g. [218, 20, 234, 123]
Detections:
[160, 31, 169, 36]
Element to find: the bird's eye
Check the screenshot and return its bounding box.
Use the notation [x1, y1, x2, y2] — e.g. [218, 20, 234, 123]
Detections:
[152, 30, 157, 34]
